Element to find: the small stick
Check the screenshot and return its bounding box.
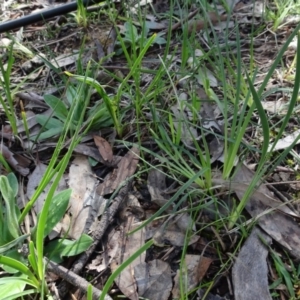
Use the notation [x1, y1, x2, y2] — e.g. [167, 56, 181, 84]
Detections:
[168, 8, 200, 32]
[56, 180, 132, 298]
[46, 258, 113, 300]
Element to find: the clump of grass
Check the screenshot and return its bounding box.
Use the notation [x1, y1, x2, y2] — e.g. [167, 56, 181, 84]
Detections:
[0, 51, 98, 298]
[0, 44, 18, 135]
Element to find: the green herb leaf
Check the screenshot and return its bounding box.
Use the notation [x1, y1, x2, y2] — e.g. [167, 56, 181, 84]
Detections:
[44, 95, 69, 122]
[6, 173, 18, 198]
[31, 127, 63, 141]
[0, 176, 20, 239]
[43, 189, 71, 238]
[45, 234, 93, 263]
[35, 115, 64, 130]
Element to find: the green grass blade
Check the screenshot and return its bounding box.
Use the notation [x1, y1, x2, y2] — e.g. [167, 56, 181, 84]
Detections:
[0, 256, 39, 287]
[0, 234, 30, 254]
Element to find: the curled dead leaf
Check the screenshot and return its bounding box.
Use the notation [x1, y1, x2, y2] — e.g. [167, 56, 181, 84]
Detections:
[93, 135, 113, 165]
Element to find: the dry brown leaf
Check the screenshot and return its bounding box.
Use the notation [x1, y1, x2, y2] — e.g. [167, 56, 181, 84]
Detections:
[215, 164, 300, 259]
[147, 168, 168, 206]
[212, 165, 299, 218]
[134, 259, 172, 300]
[97, 146, 140, 196]
[199, 99, 222, 130]
[27, 163, 67, 214]
[93, 135, 113, 165]
[148, 168, 199, 246]
[187, 12, 228, 33]
[16, 111, 39, 134]
[111, 220, 146, 300]
[16, 92, 49, 109]
[87, 229, 119, 273]
[208, 138, 224, 163]
[74, 144, 102, 162]
[65, 155, 99, 239]
[170, 101, 199, 146]
[1, 144, 30, 176]
[195, 67, 218, 87]
[172, 255, 212, 298]
[74, 144, 122, 165]
[110, 195, 145, 299]
[50, 53, 79, 68]
[232, 227, 272, 300]
[261, 99, 286, 114]
[268, 129, 300, 152]
[214, 180, 299, 218]
[26, 162, 68, 239]
[153, 220, 199, 247]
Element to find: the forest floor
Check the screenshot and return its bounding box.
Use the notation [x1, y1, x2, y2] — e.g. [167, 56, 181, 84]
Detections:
[1, 0, 300, 299]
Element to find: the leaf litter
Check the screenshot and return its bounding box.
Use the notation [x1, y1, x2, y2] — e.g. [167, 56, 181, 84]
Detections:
[1, 0, 300, 299]
[232, 227, 272, 300]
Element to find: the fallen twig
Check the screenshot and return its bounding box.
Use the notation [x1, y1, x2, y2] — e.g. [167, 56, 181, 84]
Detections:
[55, 179, 132, 298]
[46, 258, 113, 300]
